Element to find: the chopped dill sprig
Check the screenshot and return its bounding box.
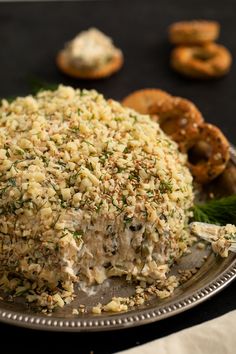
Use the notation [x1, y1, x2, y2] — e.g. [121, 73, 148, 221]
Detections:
[73, 230, 84, 239]
[111, 197, 123, 212]
[159, 180, 173, 194]
[192, 195, 236, 226]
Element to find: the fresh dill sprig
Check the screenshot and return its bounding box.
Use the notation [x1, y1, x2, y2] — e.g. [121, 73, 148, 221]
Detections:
[27, 76, 59, 95]
[1, 96, 17, 104]
[192, 195, 236, 225]
[159, 180, 173, 194]
[1, 78, 59, 105]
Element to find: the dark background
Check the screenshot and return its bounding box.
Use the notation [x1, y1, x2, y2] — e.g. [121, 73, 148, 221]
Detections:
[0, 0, 236, 353]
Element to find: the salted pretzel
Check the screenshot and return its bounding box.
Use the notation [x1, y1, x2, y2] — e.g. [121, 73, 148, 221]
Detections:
[171, 43, 232, 79]
[122, 89, 230, 184]
[168, 20, 220, 45]
[179, 123, 230, 184]
[148, 96, 204, 144]
[122, 90, 203, 144]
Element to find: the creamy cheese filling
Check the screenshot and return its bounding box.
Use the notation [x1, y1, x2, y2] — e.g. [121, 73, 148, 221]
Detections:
[64, 28, 120, 69]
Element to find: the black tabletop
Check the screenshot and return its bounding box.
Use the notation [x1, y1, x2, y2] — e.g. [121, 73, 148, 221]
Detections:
[0, 1, 236, 353]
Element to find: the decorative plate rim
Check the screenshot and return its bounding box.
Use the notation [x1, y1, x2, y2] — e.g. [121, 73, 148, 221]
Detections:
[0, 258, 236, 331]
[0, 146, 235, 332]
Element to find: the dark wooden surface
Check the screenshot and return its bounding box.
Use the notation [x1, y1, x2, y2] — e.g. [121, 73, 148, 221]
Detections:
[0, 1, 235, 353]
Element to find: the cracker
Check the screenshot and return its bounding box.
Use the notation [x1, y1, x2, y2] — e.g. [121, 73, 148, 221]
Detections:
[56, 50, 123, 79]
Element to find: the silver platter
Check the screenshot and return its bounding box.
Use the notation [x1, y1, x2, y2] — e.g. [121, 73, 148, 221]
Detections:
[0, 147, 235, 331]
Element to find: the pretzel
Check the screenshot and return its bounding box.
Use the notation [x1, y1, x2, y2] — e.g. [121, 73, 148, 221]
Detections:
[171, 43, 232, 79]
[122, 89, 229, 183]
[168, 20, 220, 45]
[122, 88, 172, 115]
[148, 96, 204, 144]
[179, 123, 230, 184]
